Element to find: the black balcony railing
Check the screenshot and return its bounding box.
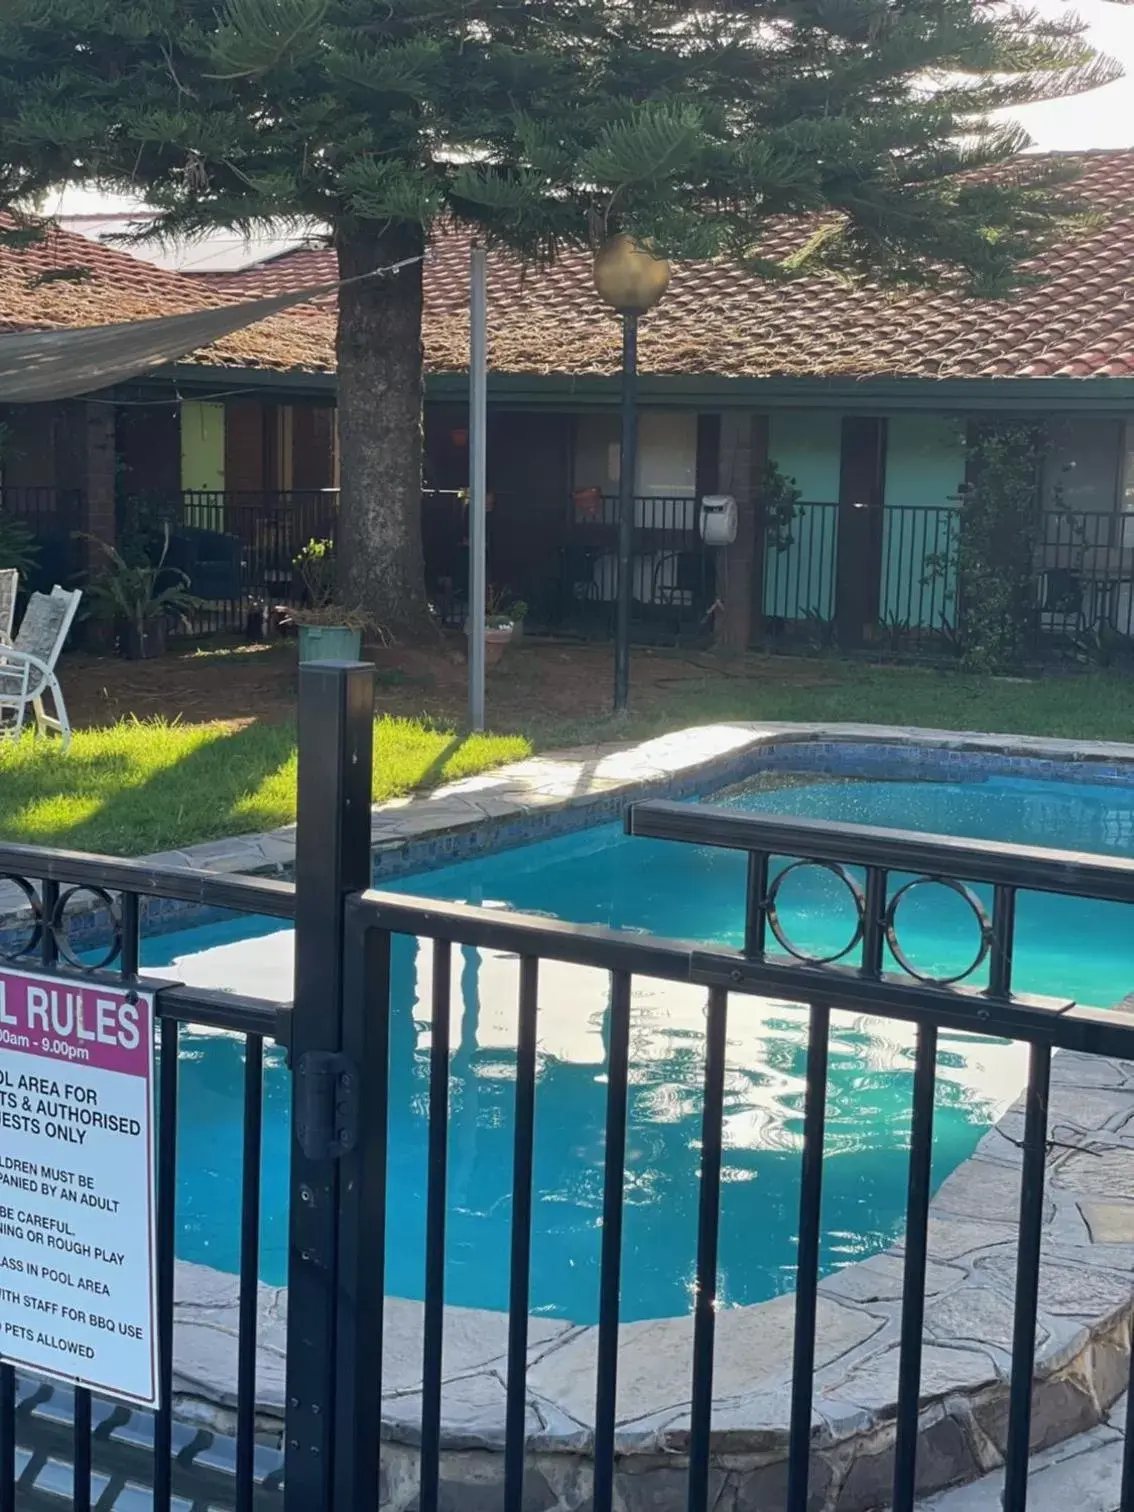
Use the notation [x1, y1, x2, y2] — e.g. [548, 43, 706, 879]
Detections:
[422, 491, 715, 641]
[1035, 508, 1134, 644]
[763, 500, 841, 636]
[118, 489, 340, 633]
[0, 486, 86, 593]
[755, 501, 1134, 660]
[882, 503, 962, 639]
[760, 501, 963, 650]
[8, 484, 1133, 658]
[560, 494, 713, 640]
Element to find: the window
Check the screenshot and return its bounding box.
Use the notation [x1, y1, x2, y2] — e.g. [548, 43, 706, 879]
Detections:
[1043, 419, 1123, 513]
[1122, 421, 1134, 513]
[635, 412, 697, 497]
[573, 412, 697, 498]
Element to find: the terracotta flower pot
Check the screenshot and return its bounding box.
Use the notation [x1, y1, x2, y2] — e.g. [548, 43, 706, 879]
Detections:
[465, 622, 514, 666]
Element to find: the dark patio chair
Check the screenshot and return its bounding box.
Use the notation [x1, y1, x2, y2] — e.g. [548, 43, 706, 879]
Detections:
[165, 526, 244, 602]
[1037, 566, 1087, 639]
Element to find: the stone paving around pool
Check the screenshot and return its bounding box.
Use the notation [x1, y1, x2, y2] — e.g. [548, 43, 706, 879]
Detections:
[916, 1396, 1127, 1512]
[120, 718, 1134, 892]
[8, 719, 1134, 1508]
[9, 718, 1134, 941]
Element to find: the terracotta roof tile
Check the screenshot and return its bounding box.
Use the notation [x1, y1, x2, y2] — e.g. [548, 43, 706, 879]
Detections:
[0, 217, 336, 375]
[4, 149, 1134, 384]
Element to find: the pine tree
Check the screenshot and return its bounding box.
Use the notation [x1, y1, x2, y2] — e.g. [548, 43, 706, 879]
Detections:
[0, 0, 1119, 630]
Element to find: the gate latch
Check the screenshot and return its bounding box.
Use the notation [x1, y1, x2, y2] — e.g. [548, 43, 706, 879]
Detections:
[295, 1051, 359, 1160]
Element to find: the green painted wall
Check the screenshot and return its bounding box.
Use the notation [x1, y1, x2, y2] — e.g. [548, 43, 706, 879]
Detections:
[180, 400, 226, 493]
[759, 411, 965, 632]
[764, 410, 841, 621]
[767, 410, 841, 500]
[884, 414, 964, 506]
[881, 414, 964, 629]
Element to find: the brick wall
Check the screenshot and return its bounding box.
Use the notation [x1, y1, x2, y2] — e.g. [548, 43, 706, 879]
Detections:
[81, 403, 117, 548]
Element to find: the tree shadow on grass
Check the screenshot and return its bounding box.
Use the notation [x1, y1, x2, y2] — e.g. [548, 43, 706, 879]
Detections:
[48, 722, 297, 856]
[0, 748, 136, 842]
[413, 736, 465, 794]
[29, 721, 503, 857]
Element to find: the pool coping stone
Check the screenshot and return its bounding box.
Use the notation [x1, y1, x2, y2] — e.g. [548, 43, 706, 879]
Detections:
[126, 720, 1134, 891]
[23, 719, 1134, 910]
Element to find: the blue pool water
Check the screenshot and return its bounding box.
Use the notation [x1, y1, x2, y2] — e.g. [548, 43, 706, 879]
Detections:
[145, 772, 1134, 1322]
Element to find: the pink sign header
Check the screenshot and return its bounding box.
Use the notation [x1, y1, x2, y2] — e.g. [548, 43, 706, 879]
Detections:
[0, 969, 152, 1077]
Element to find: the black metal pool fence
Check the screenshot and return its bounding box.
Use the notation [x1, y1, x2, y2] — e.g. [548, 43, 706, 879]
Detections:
[2, 661, 1134, 1512]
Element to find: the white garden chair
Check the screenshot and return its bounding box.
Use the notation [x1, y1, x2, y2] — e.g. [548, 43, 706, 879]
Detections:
[0, 586, 82, 750]
[0, 569, 17, 644]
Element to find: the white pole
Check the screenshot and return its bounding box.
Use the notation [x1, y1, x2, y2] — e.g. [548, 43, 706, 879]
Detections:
[468, 243, 488, 732]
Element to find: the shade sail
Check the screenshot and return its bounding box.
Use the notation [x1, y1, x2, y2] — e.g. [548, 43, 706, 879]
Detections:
[0, 284, 336, 402]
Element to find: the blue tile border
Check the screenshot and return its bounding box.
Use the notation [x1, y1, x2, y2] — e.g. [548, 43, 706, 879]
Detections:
[369, 741, 763, 883]
[6, 726, 1134, 959]
[370, 739, 1134, 883]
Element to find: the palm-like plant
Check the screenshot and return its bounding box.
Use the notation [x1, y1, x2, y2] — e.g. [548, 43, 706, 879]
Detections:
[84, 527, 201, 638]
[0, 512, 40, 576]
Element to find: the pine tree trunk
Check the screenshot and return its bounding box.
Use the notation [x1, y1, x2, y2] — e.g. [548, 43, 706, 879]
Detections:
[334, 222, 431, 637]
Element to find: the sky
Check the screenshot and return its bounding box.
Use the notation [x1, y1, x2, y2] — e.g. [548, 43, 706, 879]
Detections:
[1012, 0, 1134, 149]
[46, 0, 1134, 220]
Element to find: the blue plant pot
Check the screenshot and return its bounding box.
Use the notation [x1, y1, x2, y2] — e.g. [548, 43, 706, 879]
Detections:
[298, 625, 362, 663]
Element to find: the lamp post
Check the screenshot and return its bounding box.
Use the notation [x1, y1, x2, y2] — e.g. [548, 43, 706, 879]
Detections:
[592, 235, 670, 712]
[467, 242, 488, 732]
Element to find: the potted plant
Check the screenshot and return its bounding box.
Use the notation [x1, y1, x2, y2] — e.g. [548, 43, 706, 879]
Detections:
[572, 485, 604, 521]
[465, 587, 516, 666]
[85, 529, 201, 659]
[289, 538, 372, 660]
[0, 511, 40, 576]
[507, 598, 529, 640]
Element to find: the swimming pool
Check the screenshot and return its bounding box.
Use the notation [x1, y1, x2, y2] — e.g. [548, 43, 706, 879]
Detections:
[148, 768, 1134, 1323]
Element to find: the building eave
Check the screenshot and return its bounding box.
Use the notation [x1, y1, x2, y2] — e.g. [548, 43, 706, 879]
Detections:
[134, 363, 1134, 413]
[428, 371, 1134, 412]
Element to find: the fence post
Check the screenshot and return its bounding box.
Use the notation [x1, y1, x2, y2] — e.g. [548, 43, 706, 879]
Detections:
[284, 660, 374, 1512]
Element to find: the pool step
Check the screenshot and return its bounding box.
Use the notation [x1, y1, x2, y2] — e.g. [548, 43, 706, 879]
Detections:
[916, 1396, 1127, 1512]
[11, 1374, 284, 1511]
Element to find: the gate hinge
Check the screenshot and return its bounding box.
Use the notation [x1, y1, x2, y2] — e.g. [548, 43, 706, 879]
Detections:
[295, 1051, 359, 1160]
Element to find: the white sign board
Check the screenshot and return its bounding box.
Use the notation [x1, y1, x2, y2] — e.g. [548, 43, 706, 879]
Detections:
[0, 968, 158, 1406]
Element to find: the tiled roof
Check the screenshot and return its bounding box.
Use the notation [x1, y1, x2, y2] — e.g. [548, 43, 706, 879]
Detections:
[0, 217, 335, 375]
[196, 151, 1134, 383]
[4, 150, 1134, 384]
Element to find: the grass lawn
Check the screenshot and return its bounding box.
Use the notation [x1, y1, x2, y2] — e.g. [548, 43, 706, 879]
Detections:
[0, 718, 530, 855]
[595, 659, 1134, 748]
[2, 645, 1132, 856]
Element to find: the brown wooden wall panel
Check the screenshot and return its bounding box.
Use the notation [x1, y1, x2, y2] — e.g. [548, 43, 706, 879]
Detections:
[292, 404, 336, 491]
[0, 404, 61, 488]
[487, 410, 574, 599]
[225, 400, 265, 492]
[115, 403, 180, 497]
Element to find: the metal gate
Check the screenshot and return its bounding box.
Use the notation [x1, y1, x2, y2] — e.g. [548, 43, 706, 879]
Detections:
[3, 662, 1134, 1512]
[0, 836, 292, 1511]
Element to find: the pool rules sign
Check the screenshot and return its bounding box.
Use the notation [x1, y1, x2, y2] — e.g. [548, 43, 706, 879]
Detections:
[0, 967, 159, 1407]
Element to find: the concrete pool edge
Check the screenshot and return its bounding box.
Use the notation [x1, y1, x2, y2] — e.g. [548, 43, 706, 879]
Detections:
[114, 720, 1134, 892]
[9, 718, 1134, 952]
[156, 1047, 1134, 1512]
